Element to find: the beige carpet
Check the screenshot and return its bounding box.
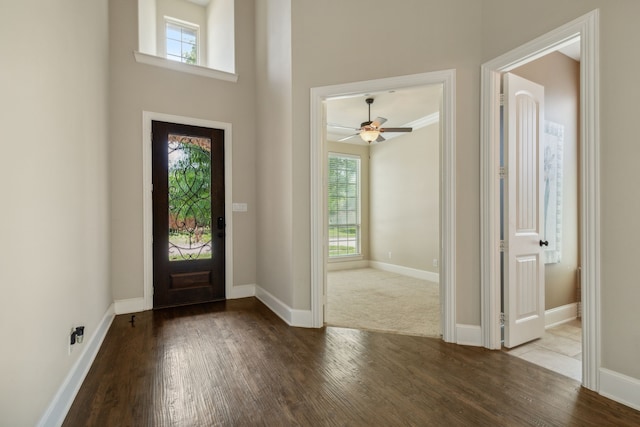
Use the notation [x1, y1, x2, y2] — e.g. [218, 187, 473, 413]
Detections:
[326, 268, 440, 337]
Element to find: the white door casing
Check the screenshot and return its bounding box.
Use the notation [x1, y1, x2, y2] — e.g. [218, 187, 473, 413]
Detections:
[310, 70, 457, 342]
[481, 10, 599, 390]
[503, 73, 545, 348]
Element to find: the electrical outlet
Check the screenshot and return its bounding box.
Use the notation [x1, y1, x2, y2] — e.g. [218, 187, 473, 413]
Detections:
[69, 325, 85, 355]
[69, 328, 75, 355]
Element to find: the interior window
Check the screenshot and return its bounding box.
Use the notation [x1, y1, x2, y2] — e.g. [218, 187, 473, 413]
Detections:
[137, 0, 236, 78]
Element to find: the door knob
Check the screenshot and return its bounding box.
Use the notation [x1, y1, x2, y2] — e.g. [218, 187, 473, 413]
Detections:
[539, 240, 549, 247]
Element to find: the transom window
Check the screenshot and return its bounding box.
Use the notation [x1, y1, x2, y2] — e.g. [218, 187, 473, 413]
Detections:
[165, 19, 199, 64]
[328, 153, 361, 258]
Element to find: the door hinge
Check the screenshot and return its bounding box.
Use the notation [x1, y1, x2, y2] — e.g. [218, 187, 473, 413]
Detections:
[500, 312, 506, 326]
[499, 93, 505, 106]
[499, 240, 506, 252]
[499, 167, 506, 179]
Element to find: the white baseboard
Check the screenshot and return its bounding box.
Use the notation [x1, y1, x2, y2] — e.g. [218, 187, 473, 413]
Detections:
[599, 368, 640, 411]
[255, 286, 313, 328]
[369, 261, 439, 283]
[456, 324, 482, 346]
[227, 284, 256, 299]
[37, 304, 115, 427]
[327, 259, 369, 271]
[291, 309, 313, 327]
[545, 302, 578, 328]
[114, 297, 145, 314]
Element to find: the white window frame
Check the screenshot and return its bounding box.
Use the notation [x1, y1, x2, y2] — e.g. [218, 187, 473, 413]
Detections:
[328, 152, 361, 259]
[136, 0, 238, 82]
[164, 17, 200, 65]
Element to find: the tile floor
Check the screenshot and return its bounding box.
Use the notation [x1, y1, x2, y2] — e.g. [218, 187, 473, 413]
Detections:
[505, 319, 582, 382]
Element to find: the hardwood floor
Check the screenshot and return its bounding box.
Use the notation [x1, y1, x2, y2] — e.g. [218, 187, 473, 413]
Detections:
[63, 298, 640, 426]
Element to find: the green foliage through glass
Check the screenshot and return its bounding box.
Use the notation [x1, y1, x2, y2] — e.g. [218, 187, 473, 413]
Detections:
[168, 135, 212, 261]
[328, 154, 360, 257]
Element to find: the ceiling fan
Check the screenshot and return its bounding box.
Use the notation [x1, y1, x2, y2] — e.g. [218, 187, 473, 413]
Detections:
[329, 97, 413, 143]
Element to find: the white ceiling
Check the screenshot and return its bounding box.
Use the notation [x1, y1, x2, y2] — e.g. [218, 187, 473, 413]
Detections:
[326, 84, 442, 145]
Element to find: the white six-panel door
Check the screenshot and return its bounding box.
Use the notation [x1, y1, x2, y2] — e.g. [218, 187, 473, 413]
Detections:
[503, 72, 546, 348]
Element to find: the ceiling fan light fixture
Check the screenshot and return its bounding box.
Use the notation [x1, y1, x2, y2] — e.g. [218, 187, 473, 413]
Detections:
[360, 128, 380, 143]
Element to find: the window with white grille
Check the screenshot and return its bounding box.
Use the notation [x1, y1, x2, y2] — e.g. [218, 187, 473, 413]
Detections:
[328, 153, 361, 258]
[165, 19, 199, 64]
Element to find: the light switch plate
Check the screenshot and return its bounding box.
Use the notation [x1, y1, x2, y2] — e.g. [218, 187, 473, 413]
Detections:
[232, 202, 247, 212]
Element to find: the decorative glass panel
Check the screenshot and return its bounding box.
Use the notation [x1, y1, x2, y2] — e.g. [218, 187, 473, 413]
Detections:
[168, 134, 212, 261]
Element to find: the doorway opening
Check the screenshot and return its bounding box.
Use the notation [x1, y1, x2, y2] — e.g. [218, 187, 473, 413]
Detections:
[499, 52, 582, 381]
[480, 10, 600, 390]
[324, 86, 442, 337]
[142, 111, 234, 311]
[151, 121, 226, 308]
[310, 70, 457, 343]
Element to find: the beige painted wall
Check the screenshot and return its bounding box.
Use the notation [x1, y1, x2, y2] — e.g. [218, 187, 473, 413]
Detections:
[0, 2, 111, 425]
[482, 0, 640, 382]
[287, 0, 483, 316]
[512, 52, 580, 310]
[327, 141, 371, 261]
[255, 0, 294, 306]
[109, 0, 257, 301]
[370, 126, 440, 273]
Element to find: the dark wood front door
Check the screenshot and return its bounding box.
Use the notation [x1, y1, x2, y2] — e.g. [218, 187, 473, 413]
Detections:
[152, 121, 225, 308]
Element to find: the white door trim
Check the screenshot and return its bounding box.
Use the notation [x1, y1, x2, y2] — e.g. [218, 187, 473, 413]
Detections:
[480, 10, 600, 390]
[310, 70, 457, 342]
[142, 111, 234, 310]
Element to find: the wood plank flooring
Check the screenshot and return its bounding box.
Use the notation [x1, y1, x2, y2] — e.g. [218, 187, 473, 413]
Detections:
[63, 298, 640, 426]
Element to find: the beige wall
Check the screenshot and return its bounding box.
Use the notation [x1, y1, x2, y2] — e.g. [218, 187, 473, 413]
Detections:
[288, 0, 483, 317]
[0, 1, 111, 425]
[512, 52, 580, 310]
[482, 0, 640, 382]
[327, 141, 371, 261]
[109, 0, 257, 301]
[370, 126, 440, 272]
[255, 0, 294, 306]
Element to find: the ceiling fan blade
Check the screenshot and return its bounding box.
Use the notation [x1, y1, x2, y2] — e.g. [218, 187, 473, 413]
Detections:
[371, 117, 387, 127]
[375, 134, 386, 142]
[380, 127, 413, 133]
[327, 123, 360, 131]
[337, 133, 359, 142]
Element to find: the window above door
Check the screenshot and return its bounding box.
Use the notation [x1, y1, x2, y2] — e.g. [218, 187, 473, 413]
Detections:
[136, 0, 237, 82]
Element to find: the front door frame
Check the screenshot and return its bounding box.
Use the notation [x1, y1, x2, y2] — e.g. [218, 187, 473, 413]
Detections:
[310, 70, 457, 342]
[142, 111, 233, 310]
[480, 10, 600, 390]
